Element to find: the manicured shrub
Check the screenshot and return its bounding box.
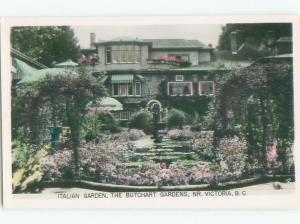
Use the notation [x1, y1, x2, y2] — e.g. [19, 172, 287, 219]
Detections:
[128, 111, 153, 134]
[166, 108, 185, 129]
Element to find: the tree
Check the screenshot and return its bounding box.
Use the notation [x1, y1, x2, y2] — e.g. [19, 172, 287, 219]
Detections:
[218, 23, 292, 50]
[13, 74, 107, 178]
[11, 26, 80, 67]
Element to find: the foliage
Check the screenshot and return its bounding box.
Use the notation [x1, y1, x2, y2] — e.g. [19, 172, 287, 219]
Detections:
[12, 141, 29, 172]
[218, 60, 293, 175]
[11, 26, 80, 67]
[267, 141, 278, 169]
[167, 129, 194, 141]
[42, 150, 74, 181]
[128, 111, 153, 134]
[217, 136, 248, 177]
[43, 138, 135, 182]
[13, 145, 49, 193]
[13, 74, 107, 177]
[113, 129, 146, 141]
[166, 108, 186, 129]
[218, 23, 292, 50]
[193, 131, 215, 159]
[84, 109, 117, 142]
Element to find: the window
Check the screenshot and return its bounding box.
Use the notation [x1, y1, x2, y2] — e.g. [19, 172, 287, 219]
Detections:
[175, 75, 184, 81]
[199, 81, 214, 96]
[168, 82, 193, 96]
[105, 47, 112, 64]
[113, 84, 119, 96]
[128, 84, 134, 96]
[120, 84, 127, 96]
[135, 82, 141, 96]
[110, 45, 141, 63]
[112, 82, 142, 97]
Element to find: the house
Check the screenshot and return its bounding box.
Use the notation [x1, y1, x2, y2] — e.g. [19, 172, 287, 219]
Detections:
[79, 34, 252, 120]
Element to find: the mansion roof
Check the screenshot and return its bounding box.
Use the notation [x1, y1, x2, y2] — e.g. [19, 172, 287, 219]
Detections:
[94, 37, 211, 50]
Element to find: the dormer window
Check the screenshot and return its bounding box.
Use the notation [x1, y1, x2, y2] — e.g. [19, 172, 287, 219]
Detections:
[175, 75, 184, 81]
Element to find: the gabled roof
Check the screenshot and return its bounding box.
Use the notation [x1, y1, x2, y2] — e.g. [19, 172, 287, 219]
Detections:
[144, 39, 210, 49]
[93, 37, 211, 50]
[94, 36, 151, 45]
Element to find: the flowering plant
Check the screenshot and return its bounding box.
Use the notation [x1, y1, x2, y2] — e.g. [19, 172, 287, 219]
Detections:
[167, 129, 194, 140]
[113, 129, 146, 141]
[267, 140, 278, 169]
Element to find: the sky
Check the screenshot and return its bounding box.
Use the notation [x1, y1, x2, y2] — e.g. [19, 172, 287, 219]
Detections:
[72, 24, 224, 49]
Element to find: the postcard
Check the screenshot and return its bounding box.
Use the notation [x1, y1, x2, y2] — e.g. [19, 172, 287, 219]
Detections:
[1, 16, 300, 208]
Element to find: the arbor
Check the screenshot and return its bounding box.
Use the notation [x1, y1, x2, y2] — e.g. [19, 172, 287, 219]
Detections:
[11, 26, 80, 67]
[217, 59, 293, 175]
[13, 74, 107, 177]
[218, 23, 292, 50]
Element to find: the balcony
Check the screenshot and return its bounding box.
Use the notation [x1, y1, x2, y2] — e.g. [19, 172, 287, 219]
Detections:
[147, 56, 192, 69]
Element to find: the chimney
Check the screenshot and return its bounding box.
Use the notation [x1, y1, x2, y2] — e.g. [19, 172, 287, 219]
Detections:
[230, 31, 238, 55]
[90, 33, 96, 48]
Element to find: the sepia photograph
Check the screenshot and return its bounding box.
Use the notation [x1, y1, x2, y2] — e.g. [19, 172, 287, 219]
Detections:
[1, 16, 299, 208]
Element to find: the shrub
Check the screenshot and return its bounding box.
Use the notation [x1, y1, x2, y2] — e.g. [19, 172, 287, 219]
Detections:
[13, 145, 49, 192]
[42, 150, 73, 181]
[86, 108, 116, 133]
[113, 129, 146, 141]
[166, 108, 185, 129]
[167, 129, 194, 141]
[193, 131, 215, 159]
[128, 111, 153, 134]
[12, 141, 29, 172]
[85, 130, 97, 143]
[218, 136, 248, 178]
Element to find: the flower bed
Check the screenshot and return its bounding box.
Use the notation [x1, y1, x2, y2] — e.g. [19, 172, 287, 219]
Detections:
[113, 129, 146, 141]
[167, 129, 194, 141]
[41, 131, 259, 186]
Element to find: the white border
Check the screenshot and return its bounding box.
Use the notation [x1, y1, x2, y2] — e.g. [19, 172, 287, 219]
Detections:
[1, 15, 300, 209]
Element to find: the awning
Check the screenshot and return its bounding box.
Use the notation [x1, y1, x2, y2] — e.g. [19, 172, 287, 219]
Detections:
[111, 74, 134, 83]
[87, 97, 123, 111]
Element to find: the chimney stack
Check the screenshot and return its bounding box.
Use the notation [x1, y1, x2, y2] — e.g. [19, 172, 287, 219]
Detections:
[90, 33, 96, 48]
[230, 31, 238, 55]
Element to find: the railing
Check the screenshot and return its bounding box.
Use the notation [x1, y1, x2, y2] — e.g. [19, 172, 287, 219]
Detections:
[112, 111, 137, 121]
